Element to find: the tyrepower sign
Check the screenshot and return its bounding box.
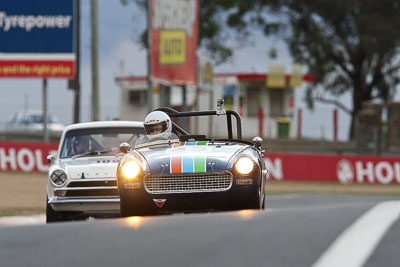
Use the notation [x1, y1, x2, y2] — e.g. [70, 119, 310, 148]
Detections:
[0, 141, 58, 172]
[150, 0, 198, 85]
[0, 0, 75, 78]
[265, 153, 400, 185]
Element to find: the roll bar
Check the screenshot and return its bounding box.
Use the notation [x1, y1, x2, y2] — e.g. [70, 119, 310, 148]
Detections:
[155, 107, 242, 140]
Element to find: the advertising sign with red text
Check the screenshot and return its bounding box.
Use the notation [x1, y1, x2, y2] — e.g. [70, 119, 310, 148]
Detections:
[150, 0, 198, 85]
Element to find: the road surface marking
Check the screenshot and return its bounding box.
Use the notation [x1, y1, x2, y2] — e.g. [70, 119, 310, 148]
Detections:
[312, 201, 400, 267]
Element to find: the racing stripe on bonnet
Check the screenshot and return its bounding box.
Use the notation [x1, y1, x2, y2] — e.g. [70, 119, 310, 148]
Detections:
[170, 156, 182, 173]
[170, 141, 208, 173]
[194, 141, 207, 172]
[170, 142, 185, 173]
[182, 141, 195, 173]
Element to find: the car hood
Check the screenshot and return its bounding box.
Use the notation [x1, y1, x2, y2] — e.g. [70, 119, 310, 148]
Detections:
[136, 142, 247, 174]
[60, 157, 119, 179]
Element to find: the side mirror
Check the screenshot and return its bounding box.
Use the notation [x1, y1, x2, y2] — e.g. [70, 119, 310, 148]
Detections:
[252, 136, 263, 150]
[120, 142, 131, 154]
[47, 154, 55, 164]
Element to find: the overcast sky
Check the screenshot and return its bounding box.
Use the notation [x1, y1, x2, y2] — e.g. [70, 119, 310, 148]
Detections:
[0, 0, 379, 141]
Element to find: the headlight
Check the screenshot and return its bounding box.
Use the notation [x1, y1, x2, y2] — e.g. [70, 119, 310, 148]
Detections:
[234, 156, 254, 175]
[121, 159, 141, 179]
[50, 170, 67, 186]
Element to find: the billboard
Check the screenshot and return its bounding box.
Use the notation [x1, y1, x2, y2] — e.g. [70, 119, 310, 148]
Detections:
[150, 0, 198, 85]
[0, 0, 75, 78]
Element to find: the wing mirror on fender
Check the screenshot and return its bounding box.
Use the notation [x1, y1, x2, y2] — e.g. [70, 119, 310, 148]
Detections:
[252, 136, 263, 150]
[47, 155, 54, 164]
[120, 142, 131, 154]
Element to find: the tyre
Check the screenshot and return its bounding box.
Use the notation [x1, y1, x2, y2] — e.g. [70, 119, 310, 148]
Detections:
[120, 195, 131, 217]
[120, 194, 147, 217]
[251, 186, 265, 210]
[261, 191, 266, 210]
[46, 196, 84, 222]
[46, 197, 62, 223]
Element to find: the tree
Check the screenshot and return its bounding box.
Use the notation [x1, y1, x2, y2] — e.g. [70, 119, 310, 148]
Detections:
[122, 0, 400, 139]
[223, 0, 400, 139]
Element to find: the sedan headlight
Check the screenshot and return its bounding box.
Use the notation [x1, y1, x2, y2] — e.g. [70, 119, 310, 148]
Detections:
[121, 159, 141, 179]
[234, 156, 254, 175]
[50, 170, 67, 186]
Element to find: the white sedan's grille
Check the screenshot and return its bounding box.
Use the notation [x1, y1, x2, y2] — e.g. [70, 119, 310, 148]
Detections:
[144, 171, 233, 194]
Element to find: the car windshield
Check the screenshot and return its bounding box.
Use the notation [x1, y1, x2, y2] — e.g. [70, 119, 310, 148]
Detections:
[60, 127, 145, 158]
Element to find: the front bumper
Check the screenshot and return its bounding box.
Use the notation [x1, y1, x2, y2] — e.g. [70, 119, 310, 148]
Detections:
[119, 170, 262, 214]
[49, 197, 120, 212]
[48, 178, 120, 213]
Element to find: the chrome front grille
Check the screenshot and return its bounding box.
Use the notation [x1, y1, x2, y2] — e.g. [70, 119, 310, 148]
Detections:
[54, 179, 118, 198]
[144, 171, 233, 194]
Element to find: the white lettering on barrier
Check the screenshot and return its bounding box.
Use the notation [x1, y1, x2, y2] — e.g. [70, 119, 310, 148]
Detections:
[395, 163, 400, 183]
[265, 158, 283, 180]
[0, 12, 72, 32]
[337, 160, 400, 184]
[337, 159, 354, 184]
[375, 161, 394, 184]
[0, 146, 56, 172]
[17, 148, 35, 172]
[0, 148, 17, 170]
[356, 161, 374, 183]
[35, 150, 49, 172]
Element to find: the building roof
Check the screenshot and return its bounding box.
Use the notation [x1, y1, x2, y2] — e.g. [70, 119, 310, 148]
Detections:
[215, 72, 315, 82]
[115, 72, 315, 83]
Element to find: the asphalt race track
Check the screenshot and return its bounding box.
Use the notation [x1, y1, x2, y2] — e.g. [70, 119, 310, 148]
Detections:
[1, 194, 400, 267]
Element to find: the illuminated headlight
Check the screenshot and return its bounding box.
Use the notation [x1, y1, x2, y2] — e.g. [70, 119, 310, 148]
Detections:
[50, 170, 67, 186]
[121, 160, 141, 179]
[234, 156, 254, 175]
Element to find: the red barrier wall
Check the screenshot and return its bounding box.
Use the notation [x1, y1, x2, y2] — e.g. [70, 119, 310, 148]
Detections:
[0, 141, 58, 172]
[265, 152, 400, 184]
[1, 141, 399, 185]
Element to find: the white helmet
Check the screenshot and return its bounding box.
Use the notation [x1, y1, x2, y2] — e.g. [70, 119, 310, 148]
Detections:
[143, 111, 172, 140]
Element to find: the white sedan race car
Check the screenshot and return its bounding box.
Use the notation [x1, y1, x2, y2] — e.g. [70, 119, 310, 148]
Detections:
[46, 121, 144, 223]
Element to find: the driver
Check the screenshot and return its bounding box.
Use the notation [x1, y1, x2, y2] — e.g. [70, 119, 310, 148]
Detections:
[71, 136, 90, 155]
[137, 111, 178, 145]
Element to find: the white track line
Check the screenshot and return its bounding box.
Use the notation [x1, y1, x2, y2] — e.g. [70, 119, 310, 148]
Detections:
[0, 214, 45, 226]
[312, 201, 400, 267]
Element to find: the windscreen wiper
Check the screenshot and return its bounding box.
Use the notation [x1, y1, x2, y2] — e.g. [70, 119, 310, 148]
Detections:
[72, 149, 112, 159]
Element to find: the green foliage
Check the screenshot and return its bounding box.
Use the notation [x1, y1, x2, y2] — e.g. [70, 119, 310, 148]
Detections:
[120, 0, 400, 138]
[224, 0, 400, 138]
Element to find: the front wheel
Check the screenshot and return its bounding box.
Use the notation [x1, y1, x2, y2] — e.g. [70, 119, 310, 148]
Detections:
[120, 194, 147, 217]
[46, 196, 84, 222]
[46, 197, 62, 223]
[261, 191, 266, 210]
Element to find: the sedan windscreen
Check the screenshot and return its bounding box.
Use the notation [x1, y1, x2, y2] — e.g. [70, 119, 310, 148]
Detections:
[60, 127, 145, 158]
